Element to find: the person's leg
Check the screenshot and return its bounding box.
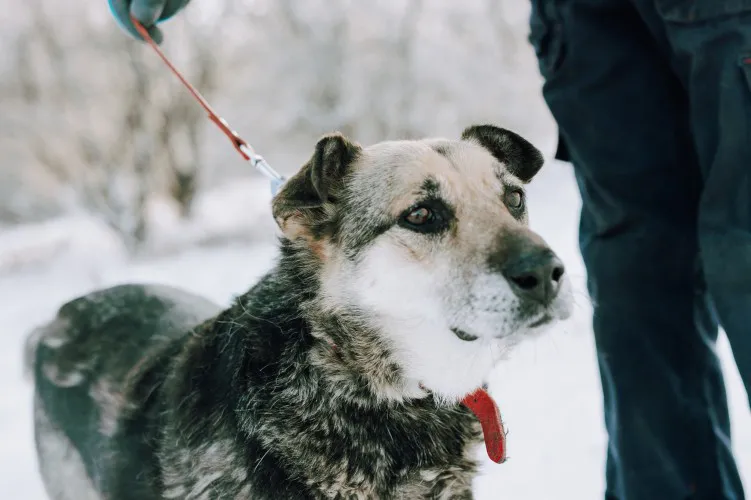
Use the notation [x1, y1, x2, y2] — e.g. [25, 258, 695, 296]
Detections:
[649, 0, 751, 436]
[528, 0, 743, 498]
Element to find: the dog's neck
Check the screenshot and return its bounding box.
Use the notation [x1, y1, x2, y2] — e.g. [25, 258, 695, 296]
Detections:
[250, 240, 416, 402]
[304, 307, 433, 404]
[228, 287, 480, 494]
[190, 242, 431, 408]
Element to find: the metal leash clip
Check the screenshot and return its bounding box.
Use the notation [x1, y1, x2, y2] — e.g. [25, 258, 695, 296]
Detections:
[130, 16, 287, 196]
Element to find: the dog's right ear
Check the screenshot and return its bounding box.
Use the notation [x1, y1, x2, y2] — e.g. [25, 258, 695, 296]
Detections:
[272, 133, 361, 239]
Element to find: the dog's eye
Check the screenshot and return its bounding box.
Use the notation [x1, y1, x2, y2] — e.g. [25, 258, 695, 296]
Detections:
[398, 201, 451, 234]
[504, 189, 524, 209]
[405, 207, 433, 225]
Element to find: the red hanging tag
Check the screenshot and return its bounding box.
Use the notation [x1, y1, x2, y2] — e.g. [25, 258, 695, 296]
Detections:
[462, 388, 507, 464]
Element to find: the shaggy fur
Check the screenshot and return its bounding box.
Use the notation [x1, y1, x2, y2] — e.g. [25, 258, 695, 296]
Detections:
[27, 125, 573, 499]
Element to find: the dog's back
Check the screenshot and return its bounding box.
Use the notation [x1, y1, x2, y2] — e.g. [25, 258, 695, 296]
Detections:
[26, 284, 221, 500]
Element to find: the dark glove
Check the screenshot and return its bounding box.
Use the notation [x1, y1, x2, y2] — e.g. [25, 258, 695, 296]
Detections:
[107, 0, 191, 44]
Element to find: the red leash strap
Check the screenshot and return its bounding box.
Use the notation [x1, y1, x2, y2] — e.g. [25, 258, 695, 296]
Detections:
[130, 16, 251, 161]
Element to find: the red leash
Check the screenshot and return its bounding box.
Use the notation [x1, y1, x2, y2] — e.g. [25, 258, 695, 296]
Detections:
[131, 17, 506, 464]
[130, 16, 285, 192]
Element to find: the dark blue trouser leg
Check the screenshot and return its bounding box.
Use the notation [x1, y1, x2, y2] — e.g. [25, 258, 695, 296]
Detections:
[650, 2, 751, 403]
[529, 0, 750, 498]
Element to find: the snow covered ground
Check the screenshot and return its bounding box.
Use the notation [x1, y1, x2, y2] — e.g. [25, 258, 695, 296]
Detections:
[2, 161, 751, 499]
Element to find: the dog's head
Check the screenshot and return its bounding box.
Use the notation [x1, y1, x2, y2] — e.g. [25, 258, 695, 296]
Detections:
[272, 125, 573, 402]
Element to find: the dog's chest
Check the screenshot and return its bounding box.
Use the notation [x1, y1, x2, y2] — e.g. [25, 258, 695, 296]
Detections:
[283, 409, 481, 499]
[157, 431, 479, 499]
[312, 464, 475, 500]
[159, 455, 476, 500]
[394, 467, 475, 499]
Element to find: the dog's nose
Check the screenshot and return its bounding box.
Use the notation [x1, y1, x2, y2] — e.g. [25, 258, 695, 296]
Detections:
[501, 249, 565, 305]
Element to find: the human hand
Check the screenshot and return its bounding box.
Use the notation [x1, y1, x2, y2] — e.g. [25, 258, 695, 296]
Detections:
[107, 0, 191, 44]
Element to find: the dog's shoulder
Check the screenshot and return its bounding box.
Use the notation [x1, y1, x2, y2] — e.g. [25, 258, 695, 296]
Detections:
[156, 267, 308, 427]
[154, 271, 320, 499]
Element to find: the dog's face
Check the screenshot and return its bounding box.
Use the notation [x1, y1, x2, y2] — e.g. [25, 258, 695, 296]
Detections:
[273, 125, 573, 403]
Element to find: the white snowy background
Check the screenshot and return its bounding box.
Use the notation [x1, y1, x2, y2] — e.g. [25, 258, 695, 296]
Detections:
[2, 0, 751, 498]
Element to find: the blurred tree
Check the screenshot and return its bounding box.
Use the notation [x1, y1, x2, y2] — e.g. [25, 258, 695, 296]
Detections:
[5, 0, 222, 251]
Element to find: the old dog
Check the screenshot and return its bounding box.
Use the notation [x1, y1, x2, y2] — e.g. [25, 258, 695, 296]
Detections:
[26, 125, 573, 499]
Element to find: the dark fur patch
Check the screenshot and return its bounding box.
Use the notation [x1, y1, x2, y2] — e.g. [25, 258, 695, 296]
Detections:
[420, 177, 441, 198]
[431, 143, 451, 158]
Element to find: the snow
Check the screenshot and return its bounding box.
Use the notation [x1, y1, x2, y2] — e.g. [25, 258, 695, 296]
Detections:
[3, 162, 751, 499]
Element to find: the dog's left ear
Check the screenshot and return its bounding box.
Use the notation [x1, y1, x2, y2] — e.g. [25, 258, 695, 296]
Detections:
[272, 132, 362, 238]
[461, 125, 544, 183]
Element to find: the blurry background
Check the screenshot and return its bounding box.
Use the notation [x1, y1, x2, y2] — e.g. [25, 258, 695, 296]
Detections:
[0, 0, 553, 256]
[1, 0, 750, 498]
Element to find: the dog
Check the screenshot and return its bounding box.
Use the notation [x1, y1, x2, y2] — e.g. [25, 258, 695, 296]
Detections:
[26, 124, 573, 499]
